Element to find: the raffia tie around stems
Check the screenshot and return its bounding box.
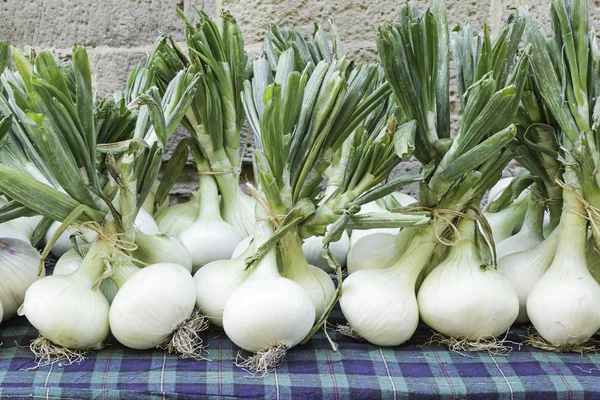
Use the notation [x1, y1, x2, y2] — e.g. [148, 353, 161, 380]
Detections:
[245, 183, 288, 229]
[76, 221, 149, 267]
[390, 206, 482, 246]
[555, 178, 600, 232]
[197, 167, 240, 176]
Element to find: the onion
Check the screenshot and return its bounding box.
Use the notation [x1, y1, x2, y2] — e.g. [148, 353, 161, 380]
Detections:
[417, 218, 519, 340]
[302, 231, 350, 270]
[340, 228, 436, 346]
[346, 228, 415, 275]
[527, 191, 600, 346]
[281, 234, 335, 321]
[132, 231, 193, 273]
[109, 263, 199, 351]
[0, 238, 41, 320]
[179, 176, 243, 273]
[19, 238, 112, 350]
[498, 230, 559, 323]
[155, 198, 199, 238]
[222, 209, 314, 365]
[194, 244, 254, 327]
[496, 193, 545, 259]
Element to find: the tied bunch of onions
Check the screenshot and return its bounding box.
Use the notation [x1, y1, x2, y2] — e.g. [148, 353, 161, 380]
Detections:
[337, 0, 531, 349]
[0, 42, 209, 363]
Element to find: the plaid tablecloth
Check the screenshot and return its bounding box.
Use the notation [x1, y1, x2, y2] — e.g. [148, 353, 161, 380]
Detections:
[1, 309, 600, 400]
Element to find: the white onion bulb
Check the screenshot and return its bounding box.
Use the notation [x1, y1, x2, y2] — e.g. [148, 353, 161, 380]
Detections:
[341, 229, 435, 346]
[179, 176, 243, 273]
[527, 191, 600, 346]
[155, 199, 199, 238]
[110, 263, 197, 350]
[498, 231, 559, 323]
[222, 210, 315, 355]
[19, 239, 111, 349]
[0, 238, 41, 320]
[418, 219, 519, 340]
[302, 231, 350, 270]
[194, 244, 253, 327]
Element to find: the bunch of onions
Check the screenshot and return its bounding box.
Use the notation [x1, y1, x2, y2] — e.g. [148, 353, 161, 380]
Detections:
[340, 2, 531, 347]
[520, 0, 600, 348]
[234, 29, 400, 370]
[0, 44, 200, 362]
[148, 10, 255, 242]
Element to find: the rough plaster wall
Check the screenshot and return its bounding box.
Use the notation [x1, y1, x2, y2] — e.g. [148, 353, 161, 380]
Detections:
[0, 0, 553, 200]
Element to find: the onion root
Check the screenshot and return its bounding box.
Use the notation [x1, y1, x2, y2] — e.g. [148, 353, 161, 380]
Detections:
[524, 330, 600, 354]
[424, 331, 518, 356]
[158, 310, 209, 359]
[28, 336, 89, 369]
[234, 343, 287, 376]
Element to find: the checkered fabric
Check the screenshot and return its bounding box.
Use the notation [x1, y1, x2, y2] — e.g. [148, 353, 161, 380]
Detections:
[0, 307, 599, 400]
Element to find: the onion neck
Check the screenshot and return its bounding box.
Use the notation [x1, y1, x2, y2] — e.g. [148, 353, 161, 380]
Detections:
[250, 205, 279, 280]
[447, 217, 478, 260]
[390, 226, 439, 286]
[553, 186, 587, 271]
[197, 175, 222, 222]
[280, 231, 311, 276]
[519, 191, 545, 238]
[205, 146, 249, 236]
[111, 261, 140, 289]
[74, 237, 113, 285]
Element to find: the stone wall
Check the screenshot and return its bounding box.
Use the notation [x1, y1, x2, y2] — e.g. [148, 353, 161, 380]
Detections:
[0, 0, 557, 199]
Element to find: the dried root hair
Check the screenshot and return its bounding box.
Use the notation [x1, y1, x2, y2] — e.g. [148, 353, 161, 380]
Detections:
[158, 310, 210, 360]
[425, 330, 519, 356]
[334, 323, 362, 340]
[524, 330, 600, 354]
[27, 336, 89, 369]
[235, 343, 287, 376]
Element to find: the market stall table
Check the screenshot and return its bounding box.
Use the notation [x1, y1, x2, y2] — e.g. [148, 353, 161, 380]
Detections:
[0, 308, 599, 400]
